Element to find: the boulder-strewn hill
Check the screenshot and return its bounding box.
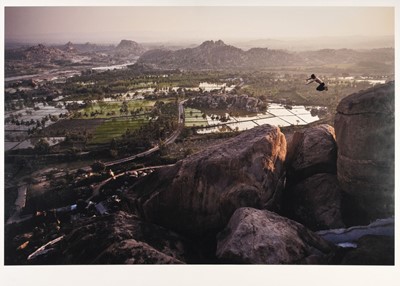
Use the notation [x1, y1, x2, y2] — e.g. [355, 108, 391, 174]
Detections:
[137, 40, 299, 69]
[5, 40, 144, 63]
[5, 44, 68, 62]
[114, 39, 146, 57]
[58, 41, 114, 53]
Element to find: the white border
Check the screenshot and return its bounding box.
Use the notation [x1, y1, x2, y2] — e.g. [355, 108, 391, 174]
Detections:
[1, 1, 399, 286]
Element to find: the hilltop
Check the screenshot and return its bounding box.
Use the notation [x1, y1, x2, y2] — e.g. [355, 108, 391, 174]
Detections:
[114, 39, 146, 57]
[136, 39, 300, 69]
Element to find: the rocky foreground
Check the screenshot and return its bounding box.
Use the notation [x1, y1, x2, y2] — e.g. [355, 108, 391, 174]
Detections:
[8, 81, 394, 265]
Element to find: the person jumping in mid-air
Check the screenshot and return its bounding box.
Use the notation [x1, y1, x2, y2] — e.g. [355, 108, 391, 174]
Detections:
[306, 74, 328, 91]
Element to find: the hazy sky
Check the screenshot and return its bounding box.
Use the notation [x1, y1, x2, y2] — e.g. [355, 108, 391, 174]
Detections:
[5, 6, 395, 44]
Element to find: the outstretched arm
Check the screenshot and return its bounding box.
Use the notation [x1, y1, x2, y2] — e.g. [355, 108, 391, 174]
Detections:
[305, 79, 314, 85]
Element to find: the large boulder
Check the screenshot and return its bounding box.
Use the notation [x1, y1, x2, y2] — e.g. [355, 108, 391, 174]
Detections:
[216, 207, 336, 264]
[286, 124, 337, 185]
[334, 82, 394, 224]
[130, 125, 286, 237]
[285, 173, 345, 231]
[283, 124, 343, 230]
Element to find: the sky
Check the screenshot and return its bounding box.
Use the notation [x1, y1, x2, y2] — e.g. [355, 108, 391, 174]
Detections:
[4, 6, 395, 44]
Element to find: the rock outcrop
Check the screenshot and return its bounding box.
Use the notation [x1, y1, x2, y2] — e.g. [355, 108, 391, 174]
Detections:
[58, 212, 193, 264]
[216, 207, 336, 264]
[284, 124, 344, 230]
[340, 235, 394, 265]
[115, 39, 146, 57]
[286, 124, 337, 184]
[130, 125, 286, 237]
[334, 81, 394, 225]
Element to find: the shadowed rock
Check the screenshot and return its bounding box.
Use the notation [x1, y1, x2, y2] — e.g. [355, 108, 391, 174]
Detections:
[283, 125, 343, 230]
[285, 173, 345, 231]
[334, 81, 394, 224]
[130, 125, 286, 237]
[216, 207, 336, 264]
[59, 212, 192, 264]
[340, 235, 394, 265]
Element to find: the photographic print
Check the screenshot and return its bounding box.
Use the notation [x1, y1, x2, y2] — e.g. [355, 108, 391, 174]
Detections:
[3, 0, 395, 274]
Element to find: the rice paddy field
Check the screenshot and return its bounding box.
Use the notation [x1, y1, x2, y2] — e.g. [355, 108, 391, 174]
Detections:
[184, 108, 208, 127]
[186, 103, 323, 134]
[89, 116, 149, 144]
[47, 99, 167, 145]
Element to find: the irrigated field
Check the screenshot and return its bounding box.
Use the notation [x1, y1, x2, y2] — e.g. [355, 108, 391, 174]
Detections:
[184, 108, 208, 127]
[90, 116, 149, 144]
[73, 100, 157, 119]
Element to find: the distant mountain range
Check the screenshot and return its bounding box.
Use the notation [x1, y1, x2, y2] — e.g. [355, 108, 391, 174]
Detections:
[136, 40, 303, 69]
[60, 41, 115, 53]
[5, 39, 394, 71]
[136, 40, 394, 70]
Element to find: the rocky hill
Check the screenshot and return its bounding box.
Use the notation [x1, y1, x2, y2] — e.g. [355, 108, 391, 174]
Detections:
[5, 82, 394, 265]
[5, 44, 68, 62]
[114, 39, 146, 57]
[4, 40, 143, 63]
[58, 41, 114, 53]
[137, 40, 299, 69]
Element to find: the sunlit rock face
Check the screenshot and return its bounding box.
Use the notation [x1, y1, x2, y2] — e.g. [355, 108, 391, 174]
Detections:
[286, 124, 337, 184]
[334, 81, 394, 225]
[130, 125, 286, 237]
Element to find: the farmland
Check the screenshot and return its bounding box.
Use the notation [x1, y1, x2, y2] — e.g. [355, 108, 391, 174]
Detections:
[4, 65, 393, 199]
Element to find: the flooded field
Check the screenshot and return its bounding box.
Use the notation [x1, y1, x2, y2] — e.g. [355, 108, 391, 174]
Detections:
[5, 103, 69, 151]
[4, 98, 155, 151]
[186, 103, 324, 134]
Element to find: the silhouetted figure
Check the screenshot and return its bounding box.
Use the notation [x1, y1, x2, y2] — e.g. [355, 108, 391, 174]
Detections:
[306, 74, 328, 91]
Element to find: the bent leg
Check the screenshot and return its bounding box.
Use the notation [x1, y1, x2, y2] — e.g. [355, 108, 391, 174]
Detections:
[316, 83, 325, 91]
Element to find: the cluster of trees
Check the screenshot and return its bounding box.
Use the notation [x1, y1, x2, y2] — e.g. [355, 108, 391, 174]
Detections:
[63, 68, 239, 101]
[6, 113, 64, 130]
[112, 101, 179, 154]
